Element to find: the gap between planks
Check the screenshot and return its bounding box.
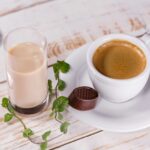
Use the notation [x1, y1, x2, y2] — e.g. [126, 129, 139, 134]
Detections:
[52, 130, 103, 150]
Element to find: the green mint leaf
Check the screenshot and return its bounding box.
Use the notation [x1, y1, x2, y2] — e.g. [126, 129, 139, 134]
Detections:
[57, 112, 63, 120]
[52, 96, 69, 112]
[52, 61, 70, 80]
[4, 113, 13, 122]
[48, 80, 53, 94]
[40, 142, 47, 150]
[2, 97, 9, 108]
[58, 61, 70, 73]
[58, 79, 66, 91]
[60, 121, 70, 134]
[42, 130, 51, 141]
[53, 63, 59, 80]
[2, 97, 14, 113]
[23, 128, 34, 138]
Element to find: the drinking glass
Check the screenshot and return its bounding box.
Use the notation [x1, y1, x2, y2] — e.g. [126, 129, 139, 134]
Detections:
[3, 27, 48, 114]
[0, 29, 8, 94]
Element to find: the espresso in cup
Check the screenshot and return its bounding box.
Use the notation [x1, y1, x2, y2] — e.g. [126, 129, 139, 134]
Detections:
[93, 40, 146, 79]
[87, 34, 150, 102]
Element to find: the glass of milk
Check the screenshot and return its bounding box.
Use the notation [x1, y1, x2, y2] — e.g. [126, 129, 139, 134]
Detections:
[3, 27, 48, 114]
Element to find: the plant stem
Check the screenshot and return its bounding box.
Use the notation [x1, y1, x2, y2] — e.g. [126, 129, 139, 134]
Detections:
[54, 112, 63, 124]
[13, 113, 27, 129]
[54, 72, 64, 125]
[55, 74, 59, 99]
[48, 64, 54, 68]
[28, 137, 41, 145]
[13, 113, 41, 144]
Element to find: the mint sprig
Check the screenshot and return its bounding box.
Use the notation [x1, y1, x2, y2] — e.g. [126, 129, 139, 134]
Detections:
[23, 128, 34, 138]
[50, 61, 70, 134]
[40, 130, 51, 150]
[1, 98, 35, 142]
[40, 142, 47, 150]
[60, 122, 70, 134]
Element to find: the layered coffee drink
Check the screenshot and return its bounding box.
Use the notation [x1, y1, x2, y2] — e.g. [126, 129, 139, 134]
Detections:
[4, 27, 48, 114]
[7, 42, 48, 114]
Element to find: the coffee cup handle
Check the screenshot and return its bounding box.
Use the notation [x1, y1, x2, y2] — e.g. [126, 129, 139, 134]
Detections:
[138, 31, 150, 47]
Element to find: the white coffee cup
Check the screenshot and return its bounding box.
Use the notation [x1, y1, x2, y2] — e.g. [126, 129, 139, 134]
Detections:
[87, 34, 150, 103]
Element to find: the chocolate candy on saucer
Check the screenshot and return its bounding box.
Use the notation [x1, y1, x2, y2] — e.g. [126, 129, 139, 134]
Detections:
[69, 86, 98, 111]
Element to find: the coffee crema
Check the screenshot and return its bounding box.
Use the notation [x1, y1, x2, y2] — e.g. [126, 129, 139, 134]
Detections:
[93, 40, 146, 79]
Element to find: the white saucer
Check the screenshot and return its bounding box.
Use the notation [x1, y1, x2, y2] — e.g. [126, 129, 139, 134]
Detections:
[60, 43, 150, 132]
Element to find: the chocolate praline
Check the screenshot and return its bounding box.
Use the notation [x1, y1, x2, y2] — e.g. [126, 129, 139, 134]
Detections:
[69, 86, 98, 111]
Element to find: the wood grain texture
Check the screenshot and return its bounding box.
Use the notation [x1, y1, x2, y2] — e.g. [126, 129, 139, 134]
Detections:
[0, 0, 52, 17]
[0, 0, 150, 149]
[56, 129, 150, 150]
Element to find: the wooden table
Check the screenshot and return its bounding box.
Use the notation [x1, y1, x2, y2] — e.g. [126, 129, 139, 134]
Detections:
[0, 0, 150, 149]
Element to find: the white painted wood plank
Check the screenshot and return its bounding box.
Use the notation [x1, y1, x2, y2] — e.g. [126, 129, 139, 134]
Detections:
[56, 128, 150, 150]
[0, 114, 99, 150]
[0, 0, 51, 16]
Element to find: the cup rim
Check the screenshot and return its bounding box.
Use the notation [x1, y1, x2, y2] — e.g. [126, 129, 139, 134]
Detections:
[87, 33, 150, 84]
[3, 26, 47, 53]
